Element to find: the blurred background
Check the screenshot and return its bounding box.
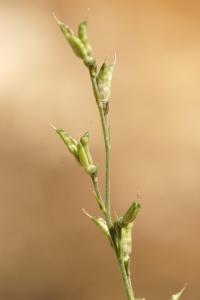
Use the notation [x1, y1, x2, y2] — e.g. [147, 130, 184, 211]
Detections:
[0, 0, 200, 299]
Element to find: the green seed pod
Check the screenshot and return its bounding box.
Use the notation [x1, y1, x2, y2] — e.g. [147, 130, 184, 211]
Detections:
[67, 35, 88, 59]
[80, 132, 93, 164]
[122, 202, 141, 227]
[80, 131, 90, 146]
[78, 19, 92, 56]
[53, 14, 88, 60]
[97, 63, 115, 102]
[56, 129, 79, 159]
[77, 143, 90, 170]
[120, 223, 133, 264]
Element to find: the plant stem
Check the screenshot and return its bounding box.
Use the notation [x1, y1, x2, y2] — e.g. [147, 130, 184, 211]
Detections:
[89, 67, 112, 228]
[88, 65, 135, 300]
[92, 175, 106, 213]
[119, 258, 134, 300]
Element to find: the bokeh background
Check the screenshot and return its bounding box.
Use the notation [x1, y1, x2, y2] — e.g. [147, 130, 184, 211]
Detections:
[0, 0, 200, 299]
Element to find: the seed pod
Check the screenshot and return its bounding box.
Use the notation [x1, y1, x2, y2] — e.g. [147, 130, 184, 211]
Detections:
[53, 14, 88, 60]
[77, 142, 90, 171]
[121, 202, 141, 227]
[97, 63, 115, 103]
[78, 19, 92, 56]
[77, 143, 97, 176]
[80, 132, 93, 164]
[120, 223, 133, 264]
[55, 129, 79, 160]
[67, 35, 88, 59]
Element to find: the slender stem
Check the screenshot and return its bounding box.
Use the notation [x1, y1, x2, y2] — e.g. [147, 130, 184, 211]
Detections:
[88, 64, 134, 300]
[119, 259, 134, 300]
[92, 175, 106, 213]
[89, 67, 112, 228]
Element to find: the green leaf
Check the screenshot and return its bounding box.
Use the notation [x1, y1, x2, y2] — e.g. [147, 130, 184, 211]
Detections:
[171, 285, 187, 300]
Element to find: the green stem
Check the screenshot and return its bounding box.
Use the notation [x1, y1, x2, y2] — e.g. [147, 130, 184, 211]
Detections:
[88, 64, 134, 300]
[89, 67, 112, 228]
[92, 175, 106, 213]
[119, 258, 134, 300]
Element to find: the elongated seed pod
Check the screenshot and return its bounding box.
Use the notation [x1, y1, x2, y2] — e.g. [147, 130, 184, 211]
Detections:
[54, 14, 88, 60]
[120, 223, 133, 263]
[78, 19, 92, 56]
[80, 132, 93, 164]
[122, 202, 141, 226]
[56, 129, 79, 159]
[97, 63, 115, 113]
[77, 143, 90, 170]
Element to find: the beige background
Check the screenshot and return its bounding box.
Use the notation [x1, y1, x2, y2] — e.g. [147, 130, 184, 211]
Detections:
[0, 0, 200, 299]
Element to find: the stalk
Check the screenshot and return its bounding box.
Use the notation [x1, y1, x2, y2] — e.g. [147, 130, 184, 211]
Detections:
[88, 66, 134, 300]
[89, 68, 112, 228]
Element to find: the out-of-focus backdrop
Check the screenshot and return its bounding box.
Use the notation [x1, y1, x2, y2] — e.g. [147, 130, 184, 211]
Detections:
[0, 0, 200, 299]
